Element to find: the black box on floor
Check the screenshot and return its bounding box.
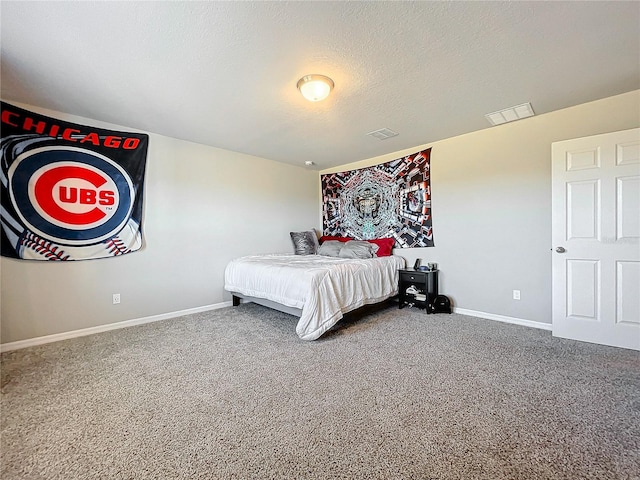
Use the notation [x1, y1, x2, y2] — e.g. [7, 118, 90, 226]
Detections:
[430, 295, 452, 314]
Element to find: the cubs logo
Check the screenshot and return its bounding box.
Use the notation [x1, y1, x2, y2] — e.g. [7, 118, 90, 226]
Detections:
[8, 146, 135, 246]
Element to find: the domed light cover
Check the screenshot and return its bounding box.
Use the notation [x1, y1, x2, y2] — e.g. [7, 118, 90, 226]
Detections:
[297, 74, 334, 102]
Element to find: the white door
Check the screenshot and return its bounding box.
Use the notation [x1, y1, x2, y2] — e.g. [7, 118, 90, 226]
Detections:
[552, 128, 640, 351]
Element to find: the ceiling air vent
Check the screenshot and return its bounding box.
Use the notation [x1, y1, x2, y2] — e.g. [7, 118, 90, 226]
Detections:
[366, 128, 399, 140]
[485, 102, 535, 126]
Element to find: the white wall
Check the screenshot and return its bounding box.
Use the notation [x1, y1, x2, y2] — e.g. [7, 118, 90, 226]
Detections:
[3, 91, 638, 345]
[322, 90, 640, 325]
[1, 103, 319, 344]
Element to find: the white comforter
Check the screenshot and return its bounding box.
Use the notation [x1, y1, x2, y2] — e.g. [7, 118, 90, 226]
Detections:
[224, 254, 406, 340]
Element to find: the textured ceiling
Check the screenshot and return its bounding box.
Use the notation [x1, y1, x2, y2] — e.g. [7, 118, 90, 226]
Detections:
[1, 1, 638, 170]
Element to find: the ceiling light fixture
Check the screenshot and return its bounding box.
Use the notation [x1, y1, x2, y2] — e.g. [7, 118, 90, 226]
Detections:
[297, 74, 334, 102]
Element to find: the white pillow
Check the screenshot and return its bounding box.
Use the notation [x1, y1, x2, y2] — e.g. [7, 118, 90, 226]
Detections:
[338, 240, 379, 259]
[317, 240, 344, 257]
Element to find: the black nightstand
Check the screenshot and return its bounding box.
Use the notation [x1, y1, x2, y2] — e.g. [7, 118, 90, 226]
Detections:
[398, 268, 439, 312]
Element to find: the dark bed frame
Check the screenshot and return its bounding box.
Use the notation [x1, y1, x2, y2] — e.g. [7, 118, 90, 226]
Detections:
[231, 292, 304, 317]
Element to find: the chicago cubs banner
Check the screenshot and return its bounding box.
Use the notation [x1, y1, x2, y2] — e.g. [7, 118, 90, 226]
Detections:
[1, 102, 148, 260]
[322, 148, 434, 248]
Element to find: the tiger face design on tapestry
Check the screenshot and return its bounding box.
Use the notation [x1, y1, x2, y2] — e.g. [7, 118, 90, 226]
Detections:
[321, 149, 434, 248]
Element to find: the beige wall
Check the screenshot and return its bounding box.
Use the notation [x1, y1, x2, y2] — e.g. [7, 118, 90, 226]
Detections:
[1, 103, 320, 344]
[323, 90, 640, 324]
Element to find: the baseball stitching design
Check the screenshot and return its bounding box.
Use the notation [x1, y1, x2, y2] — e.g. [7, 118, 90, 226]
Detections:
[21, 232, 70, 261]
[105, 236, 130, 256]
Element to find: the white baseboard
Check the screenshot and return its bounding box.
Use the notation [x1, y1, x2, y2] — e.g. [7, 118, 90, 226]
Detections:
[0, 301, 233, 353]
[453, 307, 552, 331]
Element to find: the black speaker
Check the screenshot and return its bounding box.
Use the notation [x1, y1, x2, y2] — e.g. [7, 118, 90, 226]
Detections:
[430, 295, 452, 314]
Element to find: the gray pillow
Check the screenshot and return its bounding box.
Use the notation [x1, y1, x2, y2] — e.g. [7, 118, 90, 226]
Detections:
[338, 240, 379, 259]
[290, 230, 319, 255]
[317, 240, 344, 257]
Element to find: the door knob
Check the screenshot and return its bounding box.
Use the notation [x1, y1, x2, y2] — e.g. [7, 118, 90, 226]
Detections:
[555, 247, 566, 253]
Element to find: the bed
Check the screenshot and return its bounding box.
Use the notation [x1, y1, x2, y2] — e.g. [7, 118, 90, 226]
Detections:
[225, 253, 406, 340]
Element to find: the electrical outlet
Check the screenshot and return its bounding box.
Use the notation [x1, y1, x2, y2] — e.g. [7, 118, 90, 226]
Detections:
[113, 293, 121, 305]
[513, 290, 521, 300]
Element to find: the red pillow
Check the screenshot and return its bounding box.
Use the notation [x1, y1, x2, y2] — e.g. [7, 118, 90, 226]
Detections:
[320, 236, 353, 244]
[366, 238, 395, 257]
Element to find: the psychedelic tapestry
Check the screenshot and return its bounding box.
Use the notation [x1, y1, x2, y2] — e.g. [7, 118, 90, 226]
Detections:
[0, 102, 148, 260]
[321, 148, 433, 248]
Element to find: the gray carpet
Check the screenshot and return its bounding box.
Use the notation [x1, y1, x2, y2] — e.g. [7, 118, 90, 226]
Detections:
[1, 303, 639, 480]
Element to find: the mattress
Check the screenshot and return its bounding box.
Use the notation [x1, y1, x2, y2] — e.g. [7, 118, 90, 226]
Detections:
[224, 254, 406, 340]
